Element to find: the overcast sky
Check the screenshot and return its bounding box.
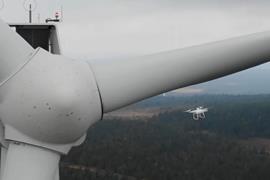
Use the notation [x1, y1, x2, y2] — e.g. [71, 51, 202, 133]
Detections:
[1, 0, 270, 58]
[1, 0, 270, 94]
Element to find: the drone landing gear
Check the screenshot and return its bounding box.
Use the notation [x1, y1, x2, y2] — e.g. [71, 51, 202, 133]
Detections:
[193, 113, 205, 120]
[199, 113, 206, 119]
[193, 113, 199, 120]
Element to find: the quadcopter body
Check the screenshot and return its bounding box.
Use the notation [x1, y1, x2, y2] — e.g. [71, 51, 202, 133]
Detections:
[185, 106, 208, 120]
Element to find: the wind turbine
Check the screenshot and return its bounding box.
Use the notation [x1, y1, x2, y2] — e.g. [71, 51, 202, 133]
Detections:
[0, 16, 270, 180]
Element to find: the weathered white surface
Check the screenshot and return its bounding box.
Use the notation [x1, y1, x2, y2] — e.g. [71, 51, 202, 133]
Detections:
[0, 20, 34, 86]
[0, 147, 7, 180]
[0, 18, 102, 180]
[2, 143, 60, 180]
[5, 125, 86, 154]
[0, 48, 102, 144]
[91, 31, 270, 112]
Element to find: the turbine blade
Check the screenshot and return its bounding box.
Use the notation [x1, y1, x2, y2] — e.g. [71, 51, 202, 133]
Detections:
[91, 31, 270, 112]
[2, 143, 60, 180]
[0, 19, 34, 85]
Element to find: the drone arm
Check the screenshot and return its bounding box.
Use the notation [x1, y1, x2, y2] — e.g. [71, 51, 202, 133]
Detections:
[91, 31, 270, 113]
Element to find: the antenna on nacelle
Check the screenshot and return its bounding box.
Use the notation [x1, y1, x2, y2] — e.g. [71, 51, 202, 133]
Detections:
[45, 11, 61, 23]
[23, 0, 37, 23]
[0, 0, 4, 11]
[37, 13, 40, 23]
[49, 6, 64, 23]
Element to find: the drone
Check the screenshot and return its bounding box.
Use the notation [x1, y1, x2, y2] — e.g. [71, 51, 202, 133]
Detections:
[185, 106, 208, 120]
[0, 16, 270, 180]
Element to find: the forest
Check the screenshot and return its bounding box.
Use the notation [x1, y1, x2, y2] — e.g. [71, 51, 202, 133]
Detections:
[60, 94, 270, 180]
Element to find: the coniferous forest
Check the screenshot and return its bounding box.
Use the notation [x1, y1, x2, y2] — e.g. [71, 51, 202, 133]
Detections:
[60, 95, 270, 180]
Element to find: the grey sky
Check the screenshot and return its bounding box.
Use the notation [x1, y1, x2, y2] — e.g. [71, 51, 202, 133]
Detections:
[1, 0, 270, 94]
[1, 0, 270, 58]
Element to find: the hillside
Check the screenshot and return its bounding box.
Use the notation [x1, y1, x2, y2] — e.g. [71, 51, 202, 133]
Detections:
[60, 95, 270, 180]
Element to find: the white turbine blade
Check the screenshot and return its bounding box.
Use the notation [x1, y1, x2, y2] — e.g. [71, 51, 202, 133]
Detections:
[0, 19, 34, 85]
[91, 31, 270, 113]
[2, 143, 60, 180]
[0, 147, 7, 179]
